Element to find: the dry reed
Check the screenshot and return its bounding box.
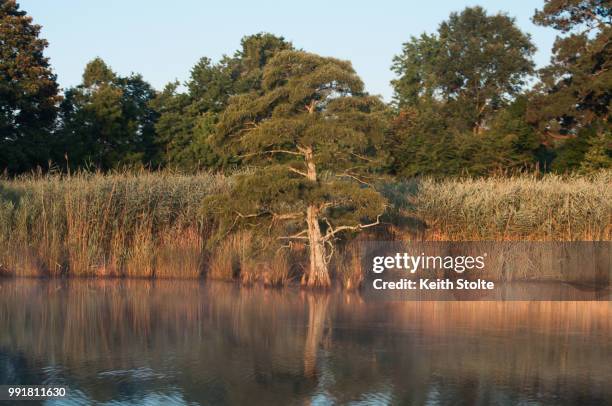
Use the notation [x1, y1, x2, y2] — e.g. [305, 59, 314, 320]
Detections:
[1, 170, 610, 281]
[404, 171, 611, 241]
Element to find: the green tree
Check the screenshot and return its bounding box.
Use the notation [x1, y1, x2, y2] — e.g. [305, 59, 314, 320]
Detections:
[230, 32, 294, 93]
[389, 7, 540, 177]
[57, 58, 158, 170]
[580, 132, 612, 171]
[529, 0, 611, 171]
[392, 6, 535, 133]
[206, 50, 388, 287]
[389, 97, 541, 177]
[152, 33, 292, 170]
[0, 0, 60, 173]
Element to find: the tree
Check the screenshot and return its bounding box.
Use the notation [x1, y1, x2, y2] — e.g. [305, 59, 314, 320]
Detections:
[206, 50, 388, 287]
[392, 6, 535, 133]
[152, 33, 292, 170]
[580, 131, 612, 171]
[529, 0, 611, 170]
[150, 60, 230, 169]
[57, 58, 158, 170]
[230, 33, 293, 93]
[0, 0, 60, 173]
[389, 97, 541, 177]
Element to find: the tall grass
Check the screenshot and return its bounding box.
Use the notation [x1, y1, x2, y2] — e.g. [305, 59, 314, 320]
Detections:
[0, 171, 228, 277]
[405, 171, 612, 241]
[0, 170, 610, 280]
[208, 231, 296, 286]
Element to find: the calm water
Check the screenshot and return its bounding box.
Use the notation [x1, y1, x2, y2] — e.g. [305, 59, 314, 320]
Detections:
[0, 279, 609, 405]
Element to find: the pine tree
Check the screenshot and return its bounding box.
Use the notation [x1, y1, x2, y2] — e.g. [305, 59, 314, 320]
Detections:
[57, 58, 157, 170]
[152, 33, 292, 170]
[206, 50, 388, 287]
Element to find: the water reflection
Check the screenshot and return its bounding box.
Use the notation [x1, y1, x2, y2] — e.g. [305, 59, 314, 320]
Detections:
[0, 279, 609, 405]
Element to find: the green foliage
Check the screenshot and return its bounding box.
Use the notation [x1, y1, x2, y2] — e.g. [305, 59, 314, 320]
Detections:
[581, 132, 612, 171]
[149, 80, 221, 169]
[57, 58, 158, 170]
[0, 3, 608, 179]
[390, 97, 542, 177]
[0, 0, 60, 173]
[390, 7, 541, 177]
[208, 50, 388, 254]
[392, 6, 535, 132]
[529, 0, 611, 149]
[152, 33, 293, 170]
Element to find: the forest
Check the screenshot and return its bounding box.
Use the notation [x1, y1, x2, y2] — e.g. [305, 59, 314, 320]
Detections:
[1, 0, 609, 176]
[0, 0, 610, 286]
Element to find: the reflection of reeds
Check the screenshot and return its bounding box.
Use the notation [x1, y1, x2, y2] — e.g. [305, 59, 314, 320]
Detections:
[333, 241, 364, 290]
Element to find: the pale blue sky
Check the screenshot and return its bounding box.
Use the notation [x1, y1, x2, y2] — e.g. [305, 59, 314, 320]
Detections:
[20, 0, 558, 101]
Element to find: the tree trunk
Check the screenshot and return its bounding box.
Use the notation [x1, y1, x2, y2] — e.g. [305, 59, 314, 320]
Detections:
[301, 146, 331, 287]
[303, 204, 330, 287]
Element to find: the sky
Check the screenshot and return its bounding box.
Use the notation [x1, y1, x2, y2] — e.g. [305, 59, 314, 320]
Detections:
[20, 0, 558, 101]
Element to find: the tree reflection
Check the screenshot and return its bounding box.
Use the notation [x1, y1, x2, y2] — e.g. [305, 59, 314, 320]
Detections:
[0, 279, 608, 405]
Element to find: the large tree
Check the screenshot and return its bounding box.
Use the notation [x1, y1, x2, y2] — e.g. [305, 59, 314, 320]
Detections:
[0, 0, 60, 173]
[152, 33, 292, 169]
[392, 6, 535, 133]
[57, 58, 157, 170]
[205, 51, 388, 287]
[529, 0, 611, 171]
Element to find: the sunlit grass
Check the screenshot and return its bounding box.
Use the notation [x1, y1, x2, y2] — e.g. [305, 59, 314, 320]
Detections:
[0, 170, 228, 277]
[407, 171, 611, 241]
[0, 170, 610, 280]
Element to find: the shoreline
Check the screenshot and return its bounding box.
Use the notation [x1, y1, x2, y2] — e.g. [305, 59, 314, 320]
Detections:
[1, 171, 610, 285]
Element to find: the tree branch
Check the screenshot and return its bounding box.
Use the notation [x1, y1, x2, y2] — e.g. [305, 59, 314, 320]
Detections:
[322, 214, 381, 242]
[350, 152, 376, 162]
[336, 172, 374, 187]
[324, 239, 335, 264]
[278, 229, 309, 240]
[272, 212, 304, 221]
[238, 149, 304, 158]
[546, 132, 577, 140]
[234, 211, 265, 219]
[288, 167, 309, 177]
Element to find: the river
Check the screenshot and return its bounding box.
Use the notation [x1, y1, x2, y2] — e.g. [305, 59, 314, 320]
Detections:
[0, 279, 609, 405]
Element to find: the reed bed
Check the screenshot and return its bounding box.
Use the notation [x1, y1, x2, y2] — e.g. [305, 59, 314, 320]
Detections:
[0, 170, 610, 281]
[0, 171, 228, 277]
[406, 171, 612, 241]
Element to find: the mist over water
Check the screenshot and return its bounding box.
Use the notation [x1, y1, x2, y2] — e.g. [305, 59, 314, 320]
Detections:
[0, 279, 609, 405]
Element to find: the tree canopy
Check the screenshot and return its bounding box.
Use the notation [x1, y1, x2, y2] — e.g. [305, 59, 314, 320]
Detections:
[205, 50, 388, 286]
[151, 33, 293, 170]
[0, 3, 609, 176]
[57, 58, 158, 170]
[0, 0, 60, 173]
[392, 6, 536, 133]
[529, 0, 611, 171]
[389, 6, 541, 176]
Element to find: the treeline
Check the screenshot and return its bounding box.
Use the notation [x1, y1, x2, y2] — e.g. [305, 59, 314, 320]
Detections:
[1, 0, 610, 176]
